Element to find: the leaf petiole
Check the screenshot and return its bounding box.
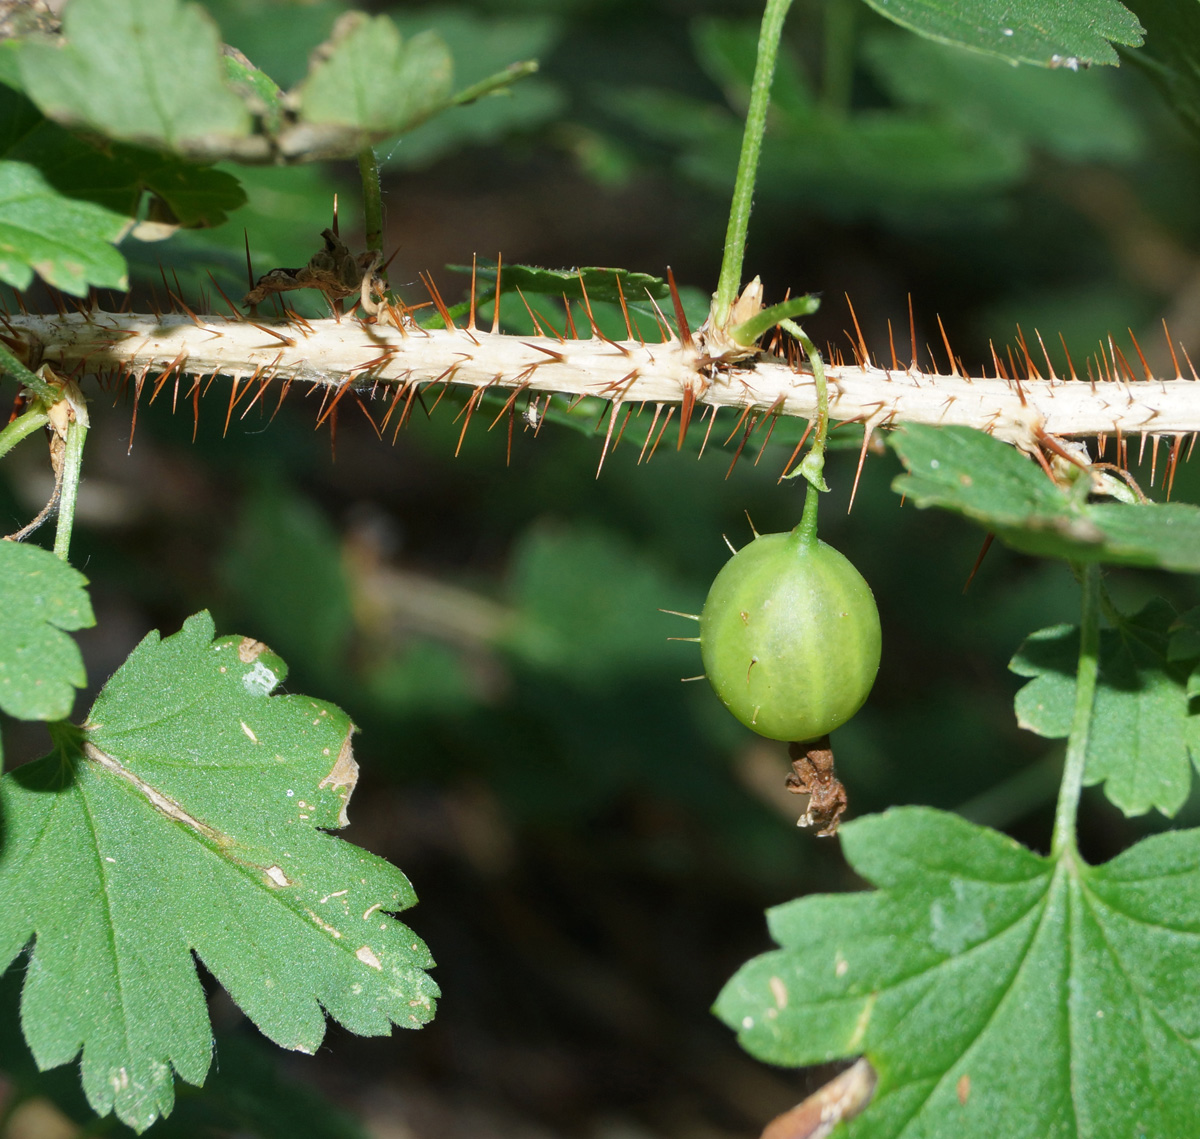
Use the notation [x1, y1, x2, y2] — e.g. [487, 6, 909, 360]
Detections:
[1051, 561, 1101, 859]
[0, 405, 51, 462]
[53, 415, 88, 563]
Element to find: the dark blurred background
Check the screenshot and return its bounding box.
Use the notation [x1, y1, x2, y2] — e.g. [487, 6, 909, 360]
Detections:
[4, 0, 1200, 1136]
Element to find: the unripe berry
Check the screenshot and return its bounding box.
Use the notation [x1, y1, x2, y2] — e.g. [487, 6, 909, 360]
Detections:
[699, 531, 880, 742]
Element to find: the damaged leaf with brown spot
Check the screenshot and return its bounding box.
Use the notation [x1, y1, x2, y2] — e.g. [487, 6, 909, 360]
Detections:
[0, 611, 437, 1134]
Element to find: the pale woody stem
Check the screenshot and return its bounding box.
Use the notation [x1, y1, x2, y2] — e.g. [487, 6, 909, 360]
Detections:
[8, 312, 1200, 448]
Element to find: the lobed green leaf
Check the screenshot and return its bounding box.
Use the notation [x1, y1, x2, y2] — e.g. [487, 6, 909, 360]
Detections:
[715, 807, 1200, 1138]
[1012, 602, 1200, 817]
[857, 0, 1144, 68]
[0, 612, 437, 1133]
[891, 424, 1200, 571]
[16, 0, 252, 161]
[0, 542, 94, 721]
[288, 13, 452, 158]
[0, 159, 128, 294]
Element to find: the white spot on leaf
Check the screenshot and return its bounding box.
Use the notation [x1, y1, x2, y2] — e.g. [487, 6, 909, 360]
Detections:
[356, 946, 383, 970]
[264, 865, 290, 887]
[240, 720, 258, 743]
[242, 661, 277, 696]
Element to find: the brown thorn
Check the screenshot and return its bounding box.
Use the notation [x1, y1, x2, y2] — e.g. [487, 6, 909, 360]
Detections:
[638, 404, 664, 464]
[848, 415, 880, 513]
[269, 376, 294, 425]
[525, 340, 568, 364]
[331, 193, 339, 237]
[512, 286, 547, 337]
[1033, 329, 1058, 381]
[989, 340, 1009, 381]
[243, 230, 256, 295]
[647, 406, 675, 461]
[563, 298, 580, 340]
[963, 533, 995, 593]
[1058, 332, 1079, 381]
[615, 276, 634, 340]
[1127, 327, 1154, 380]
[842, 328, 865, 368]
[420, 272, 456, 330]
[725, 413, 758, 479]
[1168, 434, 1183, 500]
[489, 253, 503, 335]
[575, 270, 601, 337]
[223, 377, 245, 437]
[596, 399, 624, 477]
[247, 320, 295, 347]
[907, 293, 918, 371]
[1160, 319, 1183, 379]
[643, 290, 674, 342]
[1138, 430, 1148, 467]
[1097, 431, 1107, 459]
[753, 395, 786, 465]
[454, 388, 483, 457]
[1181, 342, 1200, 382]
[206, 272, 245, 320]
[488, 380, 532, 430]
[1110, 338, 1137, 384]
[1189, 433, 1198, 462]
[667, 268, 693, 348]
[845, 294, 869, 364]
[778, 420, 814, 481]
[1150, 434, 1160, 486]
[613, 404, 635, 452]
[723, 403, 755, 447]
[469, 254, 478, 331]
[677, 383, 696, 450]
[1014, 326, 1042, 380]
[1031, 444, 1056, 481]
[698, 404, 719, 460]
[887, 319, 899, 370]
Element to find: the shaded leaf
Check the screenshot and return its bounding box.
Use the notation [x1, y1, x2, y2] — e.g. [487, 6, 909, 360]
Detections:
[858, 0, 1144, 68]
[0, 85, 245, 229]
[287, 12, 452, 157]
[1012, 602, 1200, 816]
[0, 159, 127, 294]
[0, 541, 93, 721]
[0, 612, 437, 1133]
[16, 0, 252, 161]
[890, 424, 1200, 571]
[715, 807, 1200, 1138]
[449, 260, 670, 305]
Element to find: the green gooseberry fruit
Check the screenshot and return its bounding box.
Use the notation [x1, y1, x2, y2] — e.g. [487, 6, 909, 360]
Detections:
[699, 529, 881, 742]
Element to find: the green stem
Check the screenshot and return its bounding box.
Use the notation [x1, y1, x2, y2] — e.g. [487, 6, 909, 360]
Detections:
[0, 342, 55, 403]
[821, 0, 855, 115]
[1051, 562, 1101, 859]
[712, 0, 795, 326]
[357, 146, 384, 257]
[53, 416, 87, 562]
[782, 318, 829, 547]
[0, 405, 50, 460]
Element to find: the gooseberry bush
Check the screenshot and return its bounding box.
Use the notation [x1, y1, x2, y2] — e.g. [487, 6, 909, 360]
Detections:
[3, 0, 1200, 1136]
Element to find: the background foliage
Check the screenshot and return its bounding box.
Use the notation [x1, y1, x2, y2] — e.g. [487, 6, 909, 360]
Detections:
[4, 0, 1200, 1135]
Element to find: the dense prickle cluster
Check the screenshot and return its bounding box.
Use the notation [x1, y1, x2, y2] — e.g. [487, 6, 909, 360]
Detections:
[699, 531, 880, 742]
